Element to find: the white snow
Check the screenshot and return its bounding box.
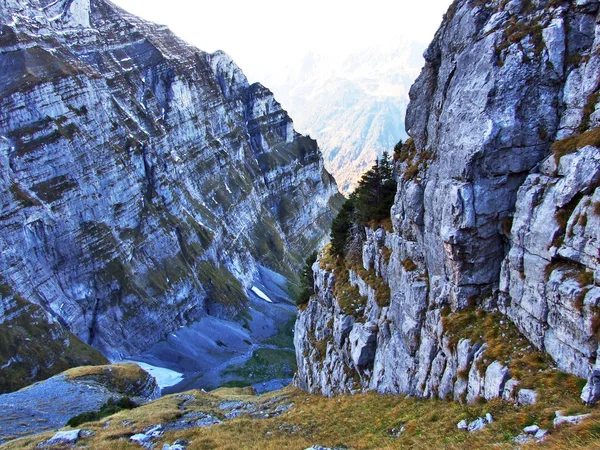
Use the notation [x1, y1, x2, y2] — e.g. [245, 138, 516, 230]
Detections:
[251, 286, 273, 303]
[225, 183, 232, 194]
[125, 361, 183, 389]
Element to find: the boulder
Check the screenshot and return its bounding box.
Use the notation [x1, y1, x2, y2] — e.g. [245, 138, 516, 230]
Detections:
[524, 425, 539, 434]
[483, 361, 510, 400]
[42, 430, 81, 446]
[518, 389, 538, 405]
[535, 429, 548, 440]
[467, 418, 487, 433]
[581, 368, 600, 405]
[349, 322, 378, 367]
[554, 412, 591, 427]
[502, 379, 520, 402]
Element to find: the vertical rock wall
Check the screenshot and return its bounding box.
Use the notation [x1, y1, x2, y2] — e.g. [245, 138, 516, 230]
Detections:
[296, 0, 600, 400]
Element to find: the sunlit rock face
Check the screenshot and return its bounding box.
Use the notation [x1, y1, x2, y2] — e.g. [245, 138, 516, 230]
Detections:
[0, 0, 341, 369]
[296, 0, 600, 400]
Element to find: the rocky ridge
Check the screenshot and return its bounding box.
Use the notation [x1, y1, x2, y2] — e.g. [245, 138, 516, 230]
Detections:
[296, 0, 600, 402]
[0, 363, 159, 444]
[0, 0, 341, 389]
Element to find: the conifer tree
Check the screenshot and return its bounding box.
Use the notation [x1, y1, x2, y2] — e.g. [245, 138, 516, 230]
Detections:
[329, 151, 397, 257]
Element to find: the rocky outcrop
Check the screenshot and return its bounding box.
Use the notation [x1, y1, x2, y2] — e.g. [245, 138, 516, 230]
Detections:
[0, 363, 159, 444]
[296, 0, 600, 401]
[0, 0, 341, 383]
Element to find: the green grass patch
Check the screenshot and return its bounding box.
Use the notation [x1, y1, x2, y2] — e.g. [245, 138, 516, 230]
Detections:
[67, 397, 138, 427]
[9, 183, 41, 208]
[223, 348, 296, 386]
[264, 314, 296, 349]
[30, 174, 77, 203]
[197, 261, 248, 309]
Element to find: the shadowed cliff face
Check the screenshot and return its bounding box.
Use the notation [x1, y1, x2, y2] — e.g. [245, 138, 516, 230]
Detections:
[296, 0, 600, 400]
[0, 0, 342, 384]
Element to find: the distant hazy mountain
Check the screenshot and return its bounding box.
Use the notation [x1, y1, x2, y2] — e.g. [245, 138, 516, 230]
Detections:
[265, 41, 427, 194]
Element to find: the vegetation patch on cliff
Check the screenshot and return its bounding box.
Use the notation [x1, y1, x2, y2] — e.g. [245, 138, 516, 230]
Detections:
[443, 307, 586, 399]
[319, 246, 368, 318]
[394, 138, 435, 182]
[0, 294, 107, 394]
[552, 128, 600, 163]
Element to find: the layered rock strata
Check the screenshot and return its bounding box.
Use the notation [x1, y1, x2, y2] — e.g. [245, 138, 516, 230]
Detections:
[0, 0, 341, 385]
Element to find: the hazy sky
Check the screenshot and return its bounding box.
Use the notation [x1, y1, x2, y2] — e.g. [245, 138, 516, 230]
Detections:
[110, 0, 453, 83]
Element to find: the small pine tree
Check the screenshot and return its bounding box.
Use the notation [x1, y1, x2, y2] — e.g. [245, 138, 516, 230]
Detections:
[328, 151, 397, 258]
[297, 251, 318, 306]
[354, 152, 396, 225]
[393, 139, 404, 160]
[330, 195, 356, 256]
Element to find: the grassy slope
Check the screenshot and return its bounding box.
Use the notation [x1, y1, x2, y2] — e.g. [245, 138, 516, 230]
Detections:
[3, 379, 600, 450]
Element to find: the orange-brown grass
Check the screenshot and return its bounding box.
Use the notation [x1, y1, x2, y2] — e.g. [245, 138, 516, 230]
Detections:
[319, 246, 368, 317]
[353, 265, 391, 308]
[442, 308, 588, 407]
[381, 246, 393, 263]
[401, 258, 418, 272]
[552, 128, 600, 162]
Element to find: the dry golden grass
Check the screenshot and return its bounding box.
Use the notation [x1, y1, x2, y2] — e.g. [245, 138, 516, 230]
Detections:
[64, 363, 142, 380]
[552, 128, 600, 162]
[63, 363, 154, 396]
[4, 383, 600, 450]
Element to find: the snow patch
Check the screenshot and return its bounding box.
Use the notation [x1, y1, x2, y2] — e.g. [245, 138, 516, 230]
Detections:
[251, 286, 273, 303]
[125, 361, 183, 389]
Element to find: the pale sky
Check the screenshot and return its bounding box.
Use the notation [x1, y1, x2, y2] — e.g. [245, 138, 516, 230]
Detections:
[110, 0, 454, 84]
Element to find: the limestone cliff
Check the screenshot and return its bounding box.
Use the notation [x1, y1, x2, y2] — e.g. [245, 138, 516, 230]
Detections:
[296, 0, 600, 402]
[0, 0, 341, 389]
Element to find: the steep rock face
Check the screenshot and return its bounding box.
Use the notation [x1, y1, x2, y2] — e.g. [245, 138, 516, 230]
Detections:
[500, 145, 600, 379]
[296, 0, 600, 399]
[0, 0, 340, 376]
